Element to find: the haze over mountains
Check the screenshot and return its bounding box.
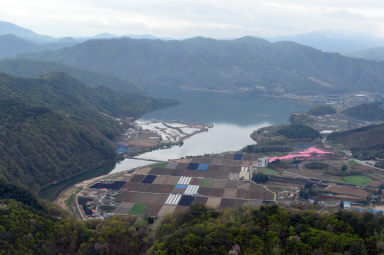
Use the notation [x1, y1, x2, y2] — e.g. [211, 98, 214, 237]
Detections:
[270, 30, 384, 54]
[19, 36, 384, 95]
[0, 21, 55, 43]
[0, 20, 172, 58]
[0, 21, 384, 95]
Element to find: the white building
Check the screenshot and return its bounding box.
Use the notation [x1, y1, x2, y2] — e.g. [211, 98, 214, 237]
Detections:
[239, 166, 250, 181]
[257, 157, 269, 167]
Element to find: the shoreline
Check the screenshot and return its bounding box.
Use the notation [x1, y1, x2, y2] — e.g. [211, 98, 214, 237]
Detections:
[53, 121, 212, 216]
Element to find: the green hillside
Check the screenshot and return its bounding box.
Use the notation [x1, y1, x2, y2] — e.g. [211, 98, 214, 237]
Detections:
[328, 124, 384, 159]
[20, 36, 384, 94]
[1, 198, 383, 255]
[0, 58, 142, 93]
[343, 102, 384, 121]
[308, 104, 336, 116]
[0, 73, 174, 190]
[278, 123, 320, 139]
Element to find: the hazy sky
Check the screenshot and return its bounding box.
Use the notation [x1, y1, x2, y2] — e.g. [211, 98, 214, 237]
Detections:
[2, 0, 384, 38]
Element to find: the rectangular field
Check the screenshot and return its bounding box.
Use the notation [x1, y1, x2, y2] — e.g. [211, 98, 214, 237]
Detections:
[128, 203, 147, 215]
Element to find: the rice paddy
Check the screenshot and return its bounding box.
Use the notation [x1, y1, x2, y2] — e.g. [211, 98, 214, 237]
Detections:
[200, 179, 214, 188]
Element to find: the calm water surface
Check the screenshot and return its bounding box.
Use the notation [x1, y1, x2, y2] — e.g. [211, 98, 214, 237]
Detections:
[139, 122, 269, 161]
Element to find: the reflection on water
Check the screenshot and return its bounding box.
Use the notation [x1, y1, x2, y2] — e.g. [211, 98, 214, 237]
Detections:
[144, 88, 308, 125]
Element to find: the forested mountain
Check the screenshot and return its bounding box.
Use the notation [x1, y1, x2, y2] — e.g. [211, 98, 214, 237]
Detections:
[21, 36, 384, 94]
[0, 59, 142, 93]
[0, 72, 174, 190]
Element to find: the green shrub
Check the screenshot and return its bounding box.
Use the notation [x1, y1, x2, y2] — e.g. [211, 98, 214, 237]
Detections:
[305, 162, 329, 169]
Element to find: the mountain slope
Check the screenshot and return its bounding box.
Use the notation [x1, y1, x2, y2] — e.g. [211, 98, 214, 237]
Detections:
[0, 72, 175, 190]
[0, 58, 143, 93]
[21, 36, 384, 95]
[0, 34, 82, 59]
[0, 100, 116, 189]
[328, 124, 384, 160]
[0, 34, 42, 58]
[343, 102, 384, 121]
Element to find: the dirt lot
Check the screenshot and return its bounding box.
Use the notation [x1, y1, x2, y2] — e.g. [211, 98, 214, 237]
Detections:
[128, 139, 159, 147]
[324, 184, 369, 198]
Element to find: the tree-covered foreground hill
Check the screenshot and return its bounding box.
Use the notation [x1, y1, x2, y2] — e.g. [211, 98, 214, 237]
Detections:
[0, 72, 175, 190]
[1, 189, 383, 255]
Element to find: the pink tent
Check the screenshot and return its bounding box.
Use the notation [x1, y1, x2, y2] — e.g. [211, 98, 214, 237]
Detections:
[269, 147, 332, 163]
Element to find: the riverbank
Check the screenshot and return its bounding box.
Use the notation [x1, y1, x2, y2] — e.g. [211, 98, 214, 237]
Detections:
[40, 162, 115, 201]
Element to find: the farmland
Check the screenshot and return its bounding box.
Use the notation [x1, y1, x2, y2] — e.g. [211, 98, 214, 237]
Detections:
[343, 175, 373, 187]
[76, 153, 275, 218]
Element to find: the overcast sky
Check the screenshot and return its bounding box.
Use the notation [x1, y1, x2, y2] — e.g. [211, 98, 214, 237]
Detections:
[2, 0, 384, 38]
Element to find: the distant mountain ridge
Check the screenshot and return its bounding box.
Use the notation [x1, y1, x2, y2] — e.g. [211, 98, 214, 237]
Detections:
[0, 34, 81, 59]
[20, 36, 384, 95]
[270, 30, 384, 53]
[0, 20, 172, 46]
[0, 21, 55, 43]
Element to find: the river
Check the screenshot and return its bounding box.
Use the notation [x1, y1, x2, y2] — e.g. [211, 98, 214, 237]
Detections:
[110, 89, 308, 173]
